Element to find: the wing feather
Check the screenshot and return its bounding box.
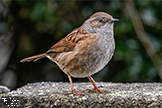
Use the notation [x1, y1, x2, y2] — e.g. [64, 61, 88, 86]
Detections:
[46, 27, 89, 54]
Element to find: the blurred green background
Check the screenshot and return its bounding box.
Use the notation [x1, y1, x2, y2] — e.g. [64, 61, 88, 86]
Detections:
[0, 0, 161, 90]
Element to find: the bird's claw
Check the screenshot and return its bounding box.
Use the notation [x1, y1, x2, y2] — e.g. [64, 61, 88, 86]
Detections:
[89, 88, 106, 93]
[67, 90, 85, 95]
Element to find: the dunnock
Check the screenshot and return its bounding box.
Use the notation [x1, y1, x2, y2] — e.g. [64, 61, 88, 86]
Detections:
[20, 12, 119, 95]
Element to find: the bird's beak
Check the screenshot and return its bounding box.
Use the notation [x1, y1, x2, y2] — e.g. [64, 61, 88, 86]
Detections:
[109, 18, 119, 23]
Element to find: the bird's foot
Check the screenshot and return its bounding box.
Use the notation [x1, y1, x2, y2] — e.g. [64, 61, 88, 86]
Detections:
[67, 90, 85, 95]
[89, 88, 106, 93]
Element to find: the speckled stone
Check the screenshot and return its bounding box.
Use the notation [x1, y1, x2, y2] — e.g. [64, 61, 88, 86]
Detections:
[0, 82, 162, 108]
[0, 86, 10, 94]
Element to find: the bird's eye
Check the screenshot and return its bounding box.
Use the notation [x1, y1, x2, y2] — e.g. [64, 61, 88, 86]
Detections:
[99, 19, 103, 22]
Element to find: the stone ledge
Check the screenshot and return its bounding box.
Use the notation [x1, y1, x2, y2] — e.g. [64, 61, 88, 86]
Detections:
[0, 86, 10, 95]
[0, 82, 162, 108]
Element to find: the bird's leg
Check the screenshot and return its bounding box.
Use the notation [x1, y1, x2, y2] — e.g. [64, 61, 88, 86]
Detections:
[87, 76, 106, 93]
[67, 74, 84, 95]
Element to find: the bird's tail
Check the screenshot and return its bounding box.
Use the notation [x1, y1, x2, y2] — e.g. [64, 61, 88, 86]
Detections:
[20, 53, 46, 63]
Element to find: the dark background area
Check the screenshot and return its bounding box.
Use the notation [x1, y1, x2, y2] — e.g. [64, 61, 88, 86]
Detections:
[0, 0, 161, 90]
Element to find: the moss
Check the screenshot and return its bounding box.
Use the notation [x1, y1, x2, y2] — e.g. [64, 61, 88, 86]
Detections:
[0, 94, 4, 97]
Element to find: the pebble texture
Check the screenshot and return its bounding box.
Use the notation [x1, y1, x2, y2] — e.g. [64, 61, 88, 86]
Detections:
[0, 82, 162, 108]
[0, 86, 10, 94]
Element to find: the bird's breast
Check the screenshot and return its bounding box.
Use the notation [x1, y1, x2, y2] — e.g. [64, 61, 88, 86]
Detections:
[53, 33, 115, 78]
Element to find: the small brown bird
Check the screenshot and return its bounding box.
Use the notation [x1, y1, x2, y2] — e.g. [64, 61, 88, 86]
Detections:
[20, 12, 119, 95]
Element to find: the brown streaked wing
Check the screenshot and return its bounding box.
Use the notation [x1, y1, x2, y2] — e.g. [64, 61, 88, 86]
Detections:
[46, 27, 89, 54]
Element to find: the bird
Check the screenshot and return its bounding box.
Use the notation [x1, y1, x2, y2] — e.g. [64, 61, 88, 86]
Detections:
[20, 12, 119, 95]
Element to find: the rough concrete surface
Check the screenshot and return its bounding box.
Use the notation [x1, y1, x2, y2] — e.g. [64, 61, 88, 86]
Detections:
[0, 86, 10, 94]
[0, 82, 162, 108]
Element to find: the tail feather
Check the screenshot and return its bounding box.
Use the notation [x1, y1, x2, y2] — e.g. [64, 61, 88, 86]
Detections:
[20, 53, 46, 63]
